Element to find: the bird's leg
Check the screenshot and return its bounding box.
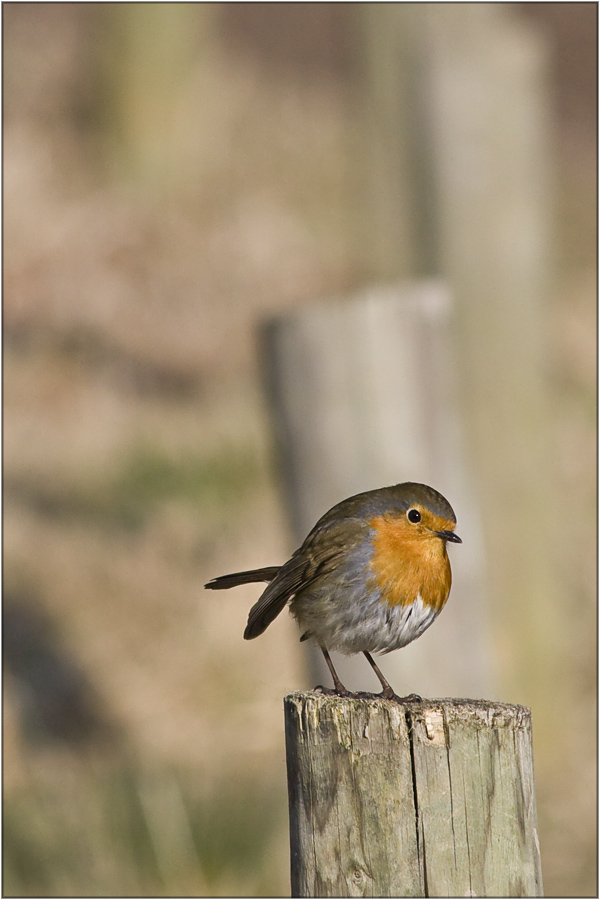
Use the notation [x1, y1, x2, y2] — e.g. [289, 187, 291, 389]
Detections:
[363, 651, 422, 703]
[315, 646, 350, 697]
[363, 651, 396, 699]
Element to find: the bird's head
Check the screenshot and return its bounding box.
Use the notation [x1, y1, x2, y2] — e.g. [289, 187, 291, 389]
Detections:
[368, 482, 462, 546]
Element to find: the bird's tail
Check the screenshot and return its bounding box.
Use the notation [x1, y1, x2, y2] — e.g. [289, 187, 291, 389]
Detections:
[204, 567, 280, 591]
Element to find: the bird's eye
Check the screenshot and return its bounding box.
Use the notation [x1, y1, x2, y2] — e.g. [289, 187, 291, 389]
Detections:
[407, 508, 421, 523]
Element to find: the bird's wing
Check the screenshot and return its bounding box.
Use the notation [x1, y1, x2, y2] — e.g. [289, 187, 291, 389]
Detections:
[243, 555, 307, 639]
[243, 516, 368, 639]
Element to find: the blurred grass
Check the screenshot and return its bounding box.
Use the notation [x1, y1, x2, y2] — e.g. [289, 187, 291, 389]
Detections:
[5, 443, 261, 532]
[3, 761, 287, 897]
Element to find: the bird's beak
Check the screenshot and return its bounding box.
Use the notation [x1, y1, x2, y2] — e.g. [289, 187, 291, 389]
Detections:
[436, 529, 462, 543]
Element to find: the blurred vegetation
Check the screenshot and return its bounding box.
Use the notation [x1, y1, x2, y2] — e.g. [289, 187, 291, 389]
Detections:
[4, 762, 286, 897]
[6, 444, 261, 532]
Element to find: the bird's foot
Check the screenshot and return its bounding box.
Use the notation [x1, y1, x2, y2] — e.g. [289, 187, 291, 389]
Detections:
[367, 687, 424, 703]
[387, 691, 423, 703]
[314, 685, 423, 703]
[314, 684, 352, 698]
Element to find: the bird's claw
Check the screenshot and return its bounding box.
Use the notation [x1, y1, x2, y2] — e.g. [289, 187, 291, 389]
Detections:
[314, 685, 423, 704]
[314, 684, 352, 698]
[365, 689, 424, 703]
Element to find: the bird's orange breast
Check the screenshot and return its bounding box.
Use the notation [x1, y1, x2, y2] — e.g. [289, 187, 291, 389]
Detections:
[368, 514, 452, 612]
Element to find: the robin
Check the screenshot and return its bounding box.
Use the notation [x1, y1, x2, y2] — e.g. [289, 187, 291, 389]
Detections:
[205, 482, 461, 701]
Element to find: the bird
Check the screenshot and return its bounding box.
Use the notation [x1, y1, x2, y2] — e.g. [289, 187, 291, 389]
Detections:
[205, 482, 461, 701]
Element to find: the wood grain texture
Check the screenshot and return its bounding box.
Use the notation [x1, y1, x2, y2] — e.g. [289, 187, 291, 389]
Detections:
[285, 692, 542, 897]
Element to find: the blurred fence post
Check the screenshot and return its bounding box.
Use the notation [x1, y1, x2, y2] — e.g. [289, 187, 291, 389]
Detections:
[358, 3, 422, 280]
[350, 3, 563, 751]
[285, 692, 543, 897]
[420, 5, 564, 746]
[262, 283, 491, 699]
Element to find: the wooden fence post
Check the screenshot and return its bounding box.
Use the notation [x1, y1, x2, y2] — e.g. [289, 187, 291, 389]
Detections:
[285, 692, 543, 897]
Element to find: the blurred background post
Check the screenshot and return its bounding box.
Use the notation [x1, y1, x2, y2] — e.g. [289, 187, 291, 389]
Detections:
[4, 4, 596, 896]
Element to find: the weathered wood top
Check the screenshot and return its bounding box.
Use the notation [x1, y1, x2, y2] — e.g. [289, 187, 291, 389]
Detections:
[285, 692, 542, 897]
